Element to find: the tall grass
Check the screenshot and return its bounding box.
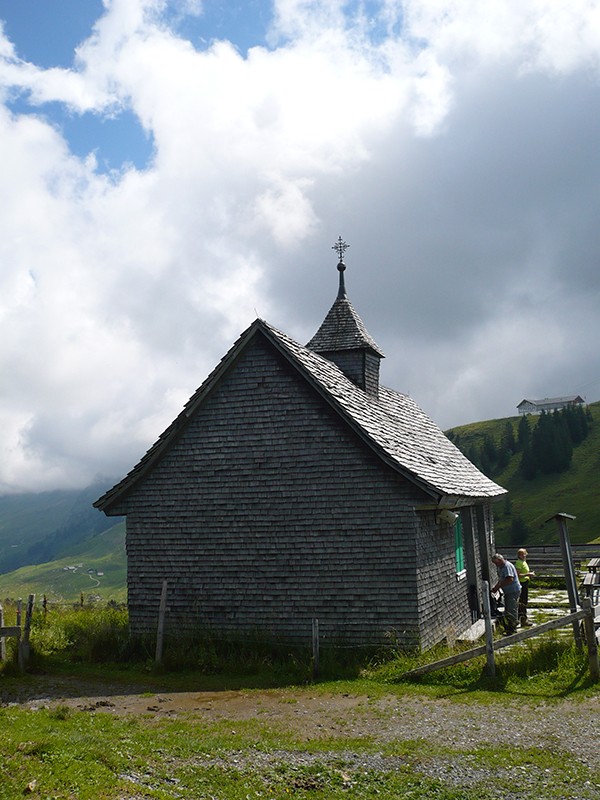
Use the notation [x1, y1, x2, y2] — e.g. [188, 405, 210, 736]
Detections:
[364, 630, 592, 695]
[1, 601, 367, 682]
[28, 602, 129, 664]
[1, 603, 594, 698]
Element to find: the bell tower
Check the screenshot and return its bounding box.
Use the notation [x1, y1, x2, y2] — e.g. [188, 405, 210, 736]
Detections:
[306, 237, 384, 396]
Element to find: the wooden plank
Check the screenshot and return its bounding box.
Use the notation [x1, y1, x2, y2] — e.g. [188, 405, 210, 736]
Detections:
[481, 583, 495, 677]
[522, 545, 600, 578]
[312, 618, 320, 680]
[0, 626, 21, 637]
[403, 608, 589, 678]
[154, 580, 168, 666]
[402, 643, 488, 676]
[583, 573, 600, 586]
[582, 598, 599, 682]
[491, 610, 587, 651]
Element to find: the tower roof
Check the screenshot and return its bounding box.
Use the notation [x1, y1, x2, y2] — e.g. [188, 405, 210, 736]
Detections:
[306, 237, 385, 358]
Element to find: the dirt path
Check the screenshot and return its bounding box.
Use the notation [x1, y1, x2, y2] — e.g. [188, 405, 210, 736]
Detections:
[3, 674, 599, 770]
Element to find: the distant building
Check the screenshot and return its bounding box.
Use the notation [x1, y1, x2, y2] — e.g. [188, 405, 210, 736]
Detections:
[517, 395, 585, 415]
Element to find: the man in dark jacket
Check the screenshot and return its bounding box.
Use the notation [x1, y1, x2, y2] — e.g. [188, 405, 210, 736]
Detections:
[492, 553, 522, 635]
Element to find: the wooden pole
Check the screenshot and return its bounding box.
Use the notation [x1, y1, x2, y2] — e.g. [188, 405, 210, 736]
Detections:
[311, 618, 320, 681]
[19, 594, 35, 670]
[481, 581, 496, 677]
[0, 603, 5, 662]
[581, 597, 599, 683]
[16, 598, 23, 673]
[550, 512, 582, 649]
[155, 580, 168, 667]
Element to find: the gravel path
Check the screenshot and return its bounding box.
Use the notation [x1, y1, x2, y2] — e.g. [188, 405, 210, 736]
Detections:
[3, 676, 599, 798]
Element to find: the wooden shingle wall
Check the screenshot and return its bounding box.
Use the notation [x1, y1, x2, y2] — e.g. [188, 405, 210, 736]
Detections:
[414, 508, 486, 650]
[316, 349, 381, 396]
[120, 335, 440, 647]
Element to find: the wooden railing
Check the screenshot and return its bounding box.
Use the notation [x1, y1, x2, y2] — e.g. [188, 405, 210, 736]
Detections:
[517, 544, 600, 577]
[402, 588, 599, 683]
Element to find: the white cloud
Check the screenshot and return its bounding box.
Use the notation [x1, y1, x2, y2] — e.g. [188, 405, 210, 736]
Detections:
[0, 0, 599, 492]
[403, 0, 600, 71]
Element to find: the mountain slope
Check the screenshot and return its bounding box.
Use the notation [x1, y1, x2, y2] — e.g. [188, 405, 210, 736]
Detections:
[0, 521, 126, 603]
[447, 400, 600, 545]
[0, 482, 120, 574]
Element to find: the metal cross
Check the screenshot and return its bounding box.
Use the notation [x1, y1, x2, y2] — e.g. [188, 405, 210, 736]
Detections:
[332, 236, 349, 264]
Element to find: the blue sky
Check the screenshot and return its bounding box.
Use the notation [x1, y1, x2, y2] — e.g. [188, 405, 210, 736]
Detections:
[1, 0, 146, 170]
[0, 1, 105, 68]
[0, 1, 274, 64]
[1, 0, 600, 492]
[0, 1, 274, 171]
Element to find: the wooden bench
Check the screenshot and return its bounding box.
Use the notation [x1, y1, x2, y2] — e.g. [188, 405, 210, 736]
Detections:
[583, 558, 600, 605]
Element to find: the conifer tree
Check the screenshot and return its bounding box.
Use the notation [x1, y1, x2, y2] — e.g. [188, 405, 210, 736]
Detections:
[501, 420, 516, 454]
[517, 414, 531, 451]
[520, 442, 538, 480]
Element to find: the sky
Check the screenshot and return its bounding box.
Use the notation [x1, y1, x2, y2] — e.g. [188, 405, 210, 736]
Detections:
[1, 0, 600, 495]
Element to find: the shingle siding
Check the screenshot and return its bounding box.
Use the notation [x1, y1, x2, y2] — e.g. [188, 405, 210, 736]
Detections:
[121, 337, 429, 646]
[414, 509, 485, 650]
[318, 349, 381, 396]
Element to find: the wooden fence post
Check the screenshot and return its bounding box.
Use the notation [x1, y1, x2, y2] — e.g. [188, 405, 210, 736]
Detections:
[0, 603, 5, 662]
[19, 594, 35, 671]
[155, 580, 168, 667]
[550, 512, 582, 649]
[581, 597, 599, 683]
[16, 598, 22, 628]
[311, 618, 320, 681]
[481, 581, 496, 678]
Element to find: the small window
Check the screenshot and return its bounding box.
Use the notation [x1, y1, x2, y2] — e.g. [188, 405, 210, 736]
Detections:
[454, 515, 465, 577]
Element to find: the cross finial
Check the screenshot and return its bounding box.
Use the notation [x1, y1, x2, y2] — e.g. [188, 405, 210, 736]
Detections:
[332, 236, 349, 298]
[332, 236, 349, 265]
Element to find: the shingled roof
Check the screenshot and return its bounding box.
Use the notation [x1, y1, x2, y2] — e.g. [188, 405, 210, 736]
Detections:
[269, 322, 504, 502]
[95, 319, 505, 513]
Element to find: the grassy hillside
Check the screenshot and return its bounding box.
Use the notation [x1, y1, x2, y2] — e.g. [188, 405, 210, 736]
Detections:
[0, 482, 119, 574]
[0, 521, 126, 604]
[447, 400, 600, 546]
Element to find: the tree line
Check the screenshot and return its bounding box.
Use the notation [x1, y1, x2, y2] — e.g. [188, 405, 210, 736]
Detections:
[448, 404, 592, 481]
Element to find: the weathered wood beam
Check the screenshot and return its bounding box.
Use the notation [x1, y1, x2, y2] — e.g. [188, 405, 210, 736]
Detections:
[402, 607, 592, 679]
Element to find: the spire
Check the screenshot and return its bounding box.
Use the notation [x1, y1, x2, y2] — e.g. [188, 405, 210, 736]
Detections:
[306, 237, 384, 396]
[332, 235, 349, 300]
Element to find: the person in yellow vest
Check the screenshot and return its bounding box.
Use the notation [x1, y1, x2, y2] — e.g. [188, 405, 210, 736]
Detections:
[515, 548, 535, 627]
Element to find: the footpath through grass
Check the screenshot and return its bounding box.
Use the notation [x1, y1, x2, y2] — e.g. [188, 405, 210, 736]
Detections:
[0, 602, 599, 799]
[1, 700, 596, 800]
